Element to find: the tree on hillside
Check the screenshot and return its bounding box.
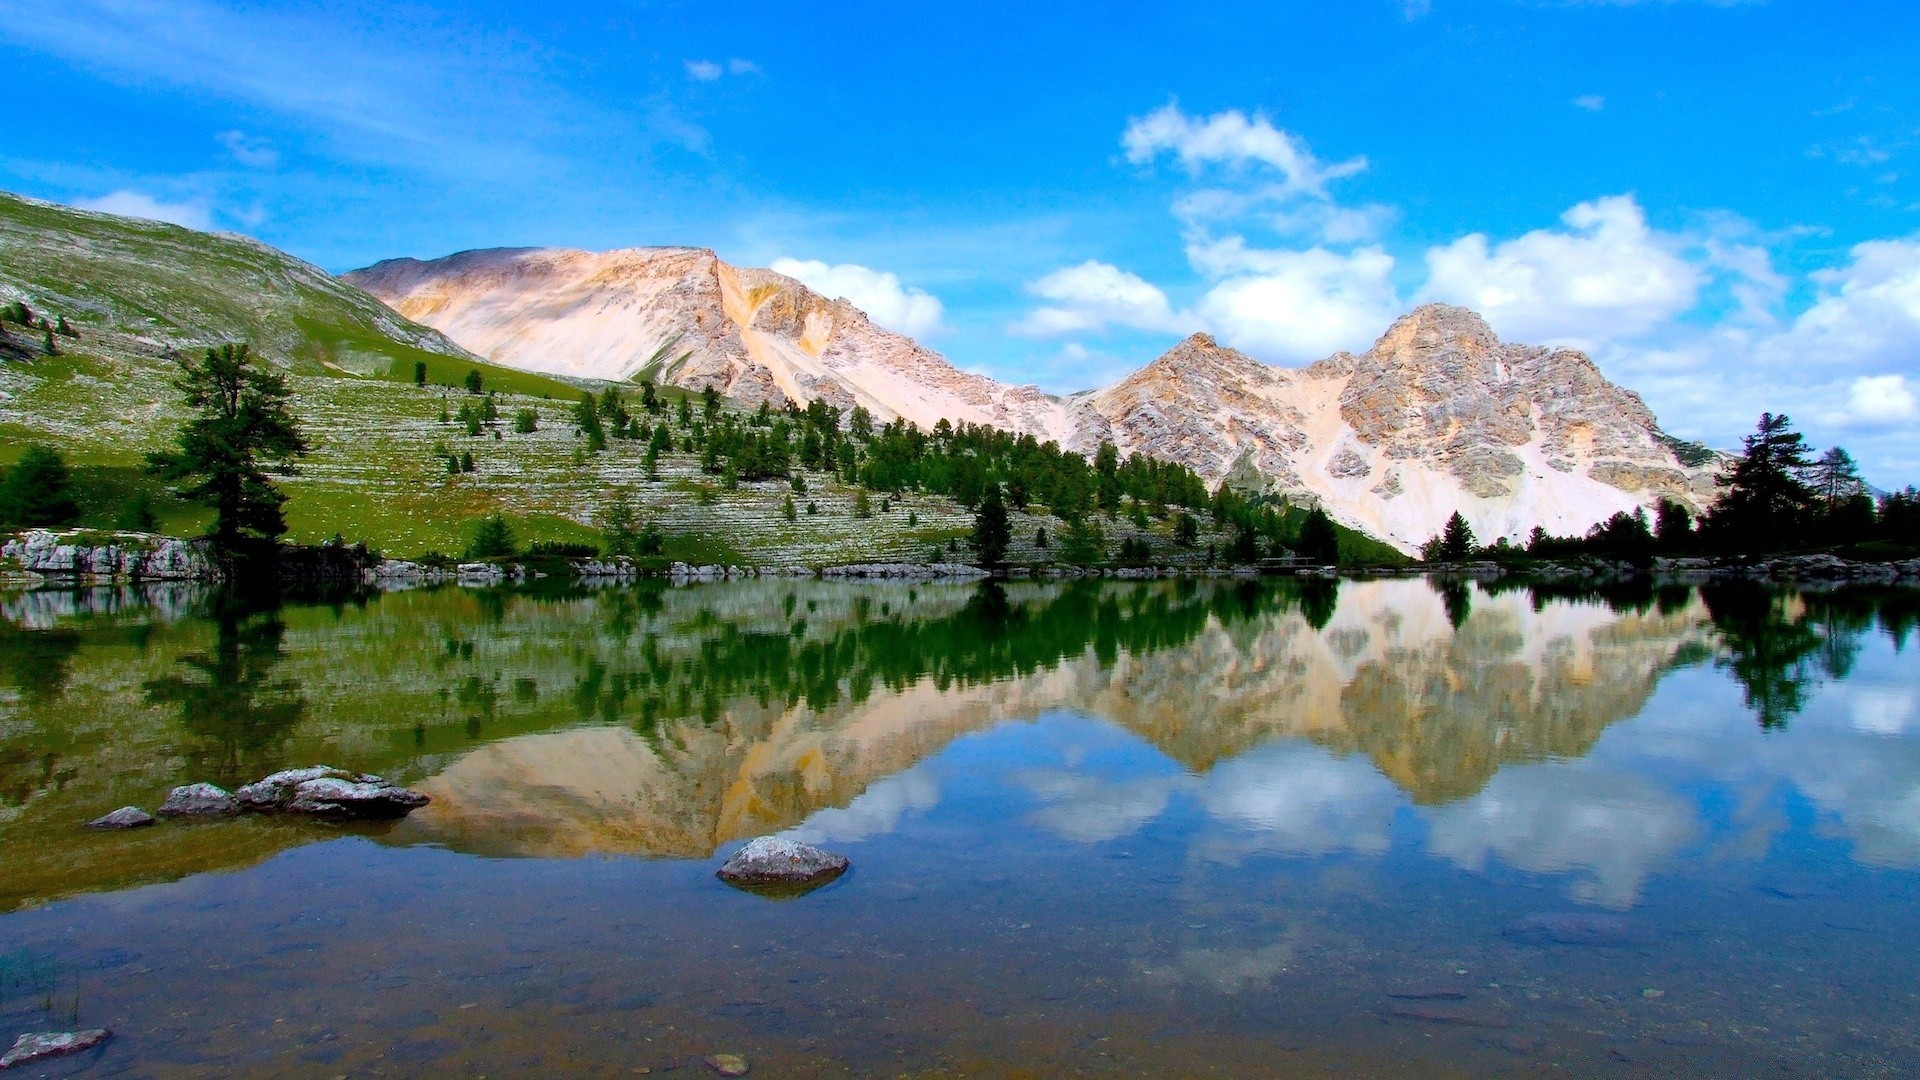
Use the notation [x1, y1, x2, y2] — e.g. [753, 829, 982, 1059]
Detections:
[1808, 446, 1863, 506]
[1703, 413, 1814, 550]
[0, 445, 81, 529]
[464, 369, 484, 395]
[1298, 505, 1340, 565]
[413, 360, 428, 386]
[148, 344, 308, 557]
[1654, 499, 1693, 549]
[971, 483, 1011, 568]
[1424, 511, 1475, 562]
[574, 392, 607, 452]
[466, 514, 516, 560]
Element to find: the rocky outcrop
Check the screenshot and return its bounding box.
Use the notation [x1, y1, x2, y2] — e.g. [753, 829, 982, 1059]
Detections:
[160, 769, 430, 822]
[2, 529, 218, 582]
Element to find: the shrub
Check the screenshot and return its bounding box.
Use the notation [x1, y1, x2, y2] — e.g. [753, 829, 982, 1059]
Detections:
[465, 514, 516, 560]
[0, 445, 81, 529]
[514, 408, 538, 434]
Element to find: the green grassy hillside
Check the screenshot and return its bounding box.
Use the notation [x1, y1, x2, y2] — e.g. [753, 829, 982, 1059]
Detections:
[0, 191, 1399, 567]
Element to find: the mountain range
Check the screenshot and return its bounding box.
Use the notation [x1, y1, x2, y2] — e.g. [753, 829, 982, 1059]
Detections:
[349, 246, 1720, 553]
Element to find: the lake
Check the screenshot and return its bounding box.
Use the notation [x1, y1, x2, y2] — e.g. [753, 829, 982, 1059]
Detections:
[1, 575, 1916, 1077]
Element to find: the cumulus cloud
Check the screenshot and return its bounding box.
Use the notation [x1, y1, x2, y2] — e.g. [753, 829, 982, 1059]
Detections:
[1421, 194, 1704, 345]
[770, 257, 946, 339]
[1123, 103, 1368, 198]
[74, 190, 212, 230]
[1846, 375, 1918, 424]
[1193, 742, 1399, 862]
[1012, 260, 1194, 337]
[1193, 244, 1402, 362]
[684, 59, 722, 81]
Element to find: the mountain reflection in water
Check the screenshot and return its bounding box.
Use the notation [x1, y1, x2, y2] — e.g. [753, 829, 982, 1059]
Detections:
[2, 575, 1919, 1076]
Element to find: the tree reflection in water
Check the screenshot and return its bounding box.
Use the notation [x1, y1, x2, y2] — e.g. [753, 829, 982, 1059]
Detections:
[143, 590, 305, 784]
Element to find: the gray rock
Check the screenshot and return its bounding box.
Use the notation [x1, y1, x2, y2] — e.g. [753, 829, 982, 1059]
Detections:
[156, 782, 238, 817]
[86, 806, 156, 830]
[0, 1029, 110, 1069]
[717, 836, 849, 893]
[704, 1053, 750, 1076]
[284, 777, 430, 819]
[235, 766, 355, 810]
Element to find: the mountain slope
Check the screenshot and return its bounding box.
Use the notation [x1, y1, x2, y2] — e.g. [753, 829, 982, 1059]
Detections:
[0, 192, 499, 383]
[355, 245, 1718, 554]
[1085, 306, 1720, 552]
[345, 247, 1081, 441]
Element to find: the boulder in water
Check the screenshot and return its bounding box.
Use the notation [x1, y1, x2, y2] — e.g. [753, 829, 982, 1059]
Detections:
[156, 783, 237, 818]
[717, 837, 848, 896]
[0, 1029, 111, 1069]
[235, 766, 357, 811]
[86, 806, 156, 830]
[284, 776, 430, 819]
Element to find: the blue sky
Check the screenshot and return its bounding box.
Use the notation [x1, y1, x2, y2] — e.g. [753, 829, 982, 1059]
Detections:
[7, 0, 1920, 483]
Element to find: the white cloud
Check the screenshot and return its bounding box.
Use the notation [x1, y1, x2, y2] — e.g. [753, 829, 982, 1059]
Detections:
[1012, 260, 1194, 337]
[770, 257, 946, 339]
[727, 58, 760, 75]
[73, 190, 212, 230]
[1194, 742, 1399, 861]
[1573, 94, 1606, 112]
[1421, 194, 1704, 345]
[1404, 0, 1434, 18]
[216, 130, 279, 168]
[1427, 763, 1702, 908]
[1847, 375, 1918, 424]
[1193, 244, 1402, 362]
[684, 59, 723, 81]
[1123, 103, 1367, 199]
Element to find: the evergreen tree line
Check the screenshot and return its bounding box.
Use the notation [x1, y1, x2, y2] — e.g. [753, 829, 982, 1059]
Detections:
[1424, 412, 1920, 564]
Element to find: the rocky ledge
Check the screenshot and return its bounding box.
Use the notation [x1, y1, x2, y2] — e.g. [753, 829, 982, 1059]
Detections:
[147, 767, 430, 823]
[717, 837, 849, 897]
[1, 529, 217, 582]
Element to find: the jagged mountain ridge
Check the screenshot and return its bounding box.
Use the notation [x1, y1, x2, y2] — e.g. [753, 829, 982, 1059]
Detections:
[347, 246, 1718, 553]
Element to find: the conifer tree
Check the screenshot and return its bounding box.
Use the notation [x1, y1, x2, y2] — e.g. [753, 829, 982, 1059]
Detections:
[970, 483, 1010, 567]
[0, 445, 80, 528]
[1704, 413, 1815, 550]
[148, 344, 308, 555]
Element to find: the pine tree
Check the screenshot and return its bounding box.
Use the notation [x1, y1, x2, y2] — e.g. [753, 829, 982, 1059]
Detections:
[466, 514, 515, 559]
[1298, 505, 1340, 565]
[782, 494, 798, 522]
[464, 369, 484, 395]
[970, 483, 1010, 567]
[1654, 500, 1693, 550]
[1808, 447, 1863, 506]
[1704, 413, 1815, 551]
[55, 315, 76, 338]
[147, 344, 308, 555]
[0, 445, 81, 528]
[1433, 511, 1475, 562]
[42, 325, 56, 355]
[514, 408, 538, 434]
[413, 361, 428, 386]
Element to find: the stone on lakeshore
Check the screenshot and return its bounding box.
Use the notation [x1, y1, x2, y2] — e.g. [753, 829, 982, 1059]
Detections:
[235, 766, 355, 810]
[156, 782, 238, 818]
[704, 1053, 749, 1076]
[86, 806, 156, 830]
[717, 836, 848, 895]
[0, 1029, 110, 1069]
[284, 777, 430, 819]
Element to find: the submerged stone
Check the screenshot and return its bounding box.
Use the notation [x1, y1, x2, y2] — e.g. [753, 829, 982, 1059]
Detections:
[704, 1053, 749, 1076]
[157, 783, 237, 817]
[717, 837, 848, 896]
[284, 777, 430, 819]
[1502, 912, 1645, 947]
[86, 806, 156, 829]
[0, 1029, 111, 1069]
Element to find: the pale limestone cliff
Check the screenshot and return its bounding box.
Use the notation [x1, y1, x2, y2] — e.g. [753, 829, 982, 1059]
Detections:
[347, 248, 1718, 554]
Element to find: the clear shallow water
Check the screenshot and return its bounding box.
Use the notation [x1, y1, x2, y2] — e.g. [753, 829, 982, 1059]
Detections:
[0, 577, 1917, 1077]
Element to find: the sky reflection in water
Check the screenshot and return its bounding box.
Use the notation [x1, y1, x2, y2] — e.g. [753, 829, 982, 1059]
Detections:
[0, 577, 1916, 1076]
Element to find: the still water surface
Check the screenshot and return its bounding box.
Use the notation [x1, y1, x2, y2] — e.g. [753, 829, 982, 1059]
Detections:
[1, 577, 1917, 1076]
